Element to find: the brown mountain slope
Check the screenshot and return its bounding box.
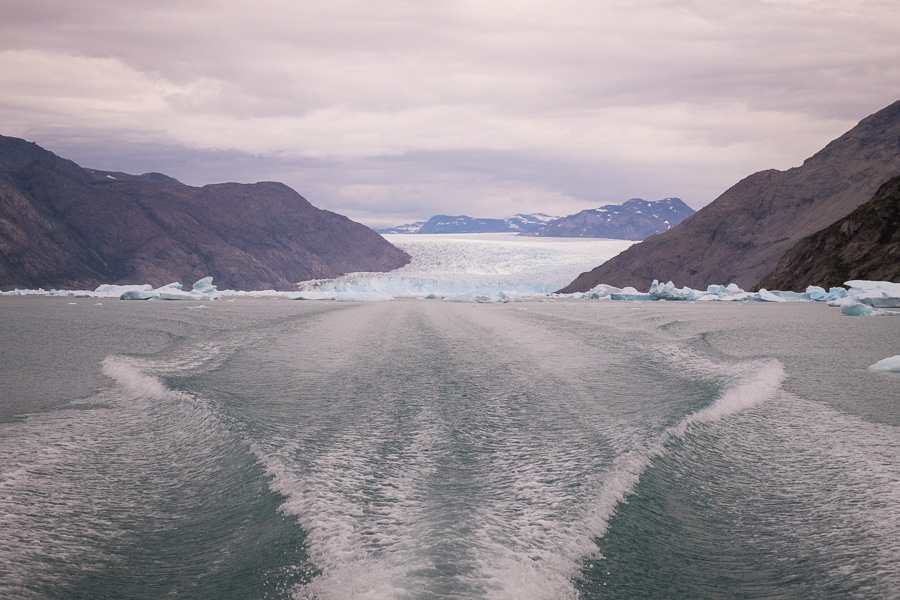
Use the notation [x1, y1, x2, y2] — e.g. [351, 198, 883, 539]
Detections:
[0, 135, 409, 290]
[558, 99, 900, 293]
[755, 174, 900, 291]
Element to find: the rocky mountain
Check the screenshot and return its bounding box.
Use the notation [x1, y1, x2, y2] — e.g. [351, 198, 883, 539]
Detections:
[559, 99, 900, 293]
[524, 197, 694, 239]
[755, 174, 900, 291]
[378, 213, 558, 234]
[0, 135, 410, 291]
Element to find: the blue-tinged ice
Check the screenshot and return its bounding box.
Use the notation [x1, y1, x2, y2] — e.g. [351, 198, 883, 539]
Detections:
[192, 277, 216, 294]
[118, 278, 220, 301]
[842, 302, 877, 316]
[841, 302, 898, 317]
[844, 280, 900, 308]
[446, 290, 525, 303]
[757, 289, 787, 302]
[648, 280, 697, 300]
[299, 233, 636, 302]
[120, 290, 155, 300]
[95, 283, 153, 296]
[867, 355, 900, 372]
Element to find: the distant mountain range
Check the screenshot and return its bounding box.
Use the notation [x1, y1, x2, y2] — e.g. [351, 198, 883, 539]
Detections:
[0, 135, 409, 291]
[376, 213, 558, 235]
[376, 198, 694, 239]
[559, 99, 900, 292]
[523, 197, 693, 239]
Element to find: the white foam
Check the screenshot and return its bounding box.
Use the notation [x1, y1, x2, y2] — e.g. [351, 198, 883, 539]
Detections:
[252, 414, 444, 600]
[0, 344, 236, 597]
[101, 356, 170, 399]
[251, 334, 785, 600]
[584, 357, 785, 543]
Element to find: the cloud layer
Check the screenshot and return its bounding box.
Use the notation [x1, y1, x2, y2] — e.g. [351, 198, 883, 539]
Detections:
[3, 0, 900, 226]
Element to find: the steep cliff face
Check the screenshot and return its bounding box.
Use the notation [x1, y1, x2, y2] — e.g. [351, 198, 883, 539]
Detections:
[558, 99, 900, 292]
[0, 135, 409, 290]
[755, 174, 900, 291]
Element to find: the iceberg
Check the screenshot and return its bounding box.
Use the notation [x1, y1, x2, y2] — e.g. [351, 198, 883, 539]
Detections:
[1, 288, 46, 296]
[841, 302, 877, 316]
[446, 290, 525, 303]
[94, 284, 154, 298]
[757, 289, 787, 303]
[120, 290, 155, 300]
[840, 302, 898, 316]
[192, 277, 216, 295]
[584, 284, 628, 299]
[844, 280, 900, 308]
[648, 280, 697, 301]
[119, 278, 221, 301]
[867, 355, 900, 372]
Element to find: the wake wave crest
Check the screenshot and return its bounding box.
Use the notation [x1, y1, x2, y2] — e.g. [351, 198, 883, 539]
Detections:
[101, 356, 172, 400]
[586, 358, 786, 541]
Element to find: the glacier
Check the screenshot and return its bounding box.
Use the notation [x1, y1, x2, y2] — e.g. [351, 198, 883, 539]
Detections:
[297, 234, 637, 301]
[1, 234, 898, 313]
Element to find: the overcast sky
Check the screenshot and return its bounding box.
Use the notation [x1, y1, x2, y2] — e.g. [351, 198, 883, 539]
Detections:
[2, 0, 899, 227]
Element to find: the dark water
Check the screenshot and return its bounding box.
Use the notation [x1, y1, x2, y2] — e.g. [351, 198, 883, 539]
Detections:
[1, 297, 898, 599]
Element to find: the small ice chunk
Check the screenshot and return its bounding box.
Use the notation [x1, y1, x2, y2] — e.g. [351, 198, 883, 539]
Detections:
[867, 355, 900, 372]
[157, 285, 197, 301]
[447, 291, 495, 303]
[585, 284, 625, 299]
[150, 278, 220, 301]
[192, 276, 216, 294]
[294, 291, 337, 300]
[649, 279, 697, 301]
[95, 283, 153, 296]
[757, 289, 786, 302]
[840, 302, 898, 316]
[120, 290, 155, 300]
[805, 286, 828, 301]
[842, 302, 875, 316]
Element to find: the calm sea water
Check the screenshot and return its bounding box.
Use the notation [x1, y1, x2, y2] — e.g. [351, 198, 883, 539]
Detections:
[1, 297, 898, 599]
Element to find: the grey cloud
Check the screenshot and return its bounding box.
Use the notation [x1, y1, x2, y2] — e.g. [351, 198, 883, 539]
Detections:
[2, 0, 899, 225]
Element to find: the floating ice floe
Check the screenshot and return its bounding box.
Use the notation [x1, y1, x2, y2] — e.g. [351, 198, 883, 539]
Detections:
[867, 355, 900, 372]
[570, 280, 851, 305]
[827, 281, 900, 316]
[118, 277, 221, 301]
[843, 280, 900, 308]
[840, 302, 899, 317]
[446, 290, 526, 303]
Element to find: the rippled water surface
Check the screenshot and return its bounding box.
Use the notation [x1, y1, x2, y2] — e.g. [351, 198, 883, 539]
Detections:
[1, 297, 898, 599]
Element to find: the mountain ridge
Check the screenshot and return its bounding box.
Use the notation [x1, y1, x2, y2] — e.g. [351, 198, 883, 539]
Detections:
[0, 135, 410, 291]
[376, 198, 693, 239]
[524, 197, 693, 239]
[558, 99, 900, 292]
[376, 213, 558, 235]
[755, 173, 900, 290]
